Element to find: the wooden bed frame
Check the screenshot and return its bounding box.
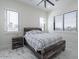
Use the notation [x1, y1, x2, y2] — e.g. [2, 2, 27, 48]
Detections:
[24, 27, 66, 59]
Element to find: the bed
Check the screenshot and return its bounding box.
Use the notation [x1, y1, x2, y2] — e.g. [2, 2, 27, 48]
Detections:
[24, 27, 66, 59]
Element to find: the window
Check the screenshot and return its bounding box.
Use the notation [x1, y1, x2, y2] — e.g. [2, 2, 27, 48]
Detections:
[52, 11, 77, 31]
[40, 17, 45, 31]
[64, 12, 77, 31]
[48, 17, 54, 32]
[6, 10, 18, 32]
[55, 15, 63, 31]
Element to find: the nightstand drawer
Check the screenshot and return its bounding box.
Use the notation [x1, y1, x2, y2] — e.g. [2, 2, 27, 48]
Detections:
[12, 37, 23, 42]
[12, 41, 23, 44]
[12, 42, 23, 45]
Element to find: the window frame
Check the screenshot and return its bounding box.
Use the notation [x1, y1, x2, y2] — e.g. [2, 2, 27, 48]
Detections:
[54, 10, 78, 31]
[64, 11, 77, 31]
[5, 9, 19, 33]
[54, 14, 64, 31]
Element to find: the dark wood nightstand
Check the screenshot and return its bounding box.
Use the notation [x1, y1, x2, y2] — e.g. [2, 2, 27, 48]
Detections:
[12, 36, 24, 49]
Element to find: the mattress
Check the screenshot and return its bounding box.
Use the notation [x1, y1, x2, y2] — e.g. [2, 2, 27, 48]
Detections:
[24, 30, 62, 51]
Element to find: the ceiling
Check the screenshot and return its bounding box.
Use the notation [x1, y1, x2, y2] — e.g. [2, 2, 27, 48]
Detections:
[15, 0, 77, 12]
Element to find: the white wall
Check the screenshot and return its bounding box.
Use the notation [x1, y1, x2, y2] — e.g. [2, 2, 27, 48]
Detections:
[0, 0, 47, 50]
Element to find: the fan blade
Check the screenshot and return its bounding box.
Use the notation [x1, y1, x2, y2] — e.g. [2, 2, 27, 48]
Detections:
[37, 0, 44, 6]
[44, 1, 46, 8]
[47, 0, 54, 6]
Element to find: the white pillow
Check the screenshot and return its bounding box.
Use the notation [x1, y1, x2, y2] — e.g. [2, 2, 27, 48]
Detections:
[26, 30, 42, 34]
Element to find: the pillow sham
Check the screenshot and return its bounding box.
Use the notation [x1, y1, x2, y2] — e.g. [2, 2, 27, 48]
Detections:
[25, 30, 42, 34]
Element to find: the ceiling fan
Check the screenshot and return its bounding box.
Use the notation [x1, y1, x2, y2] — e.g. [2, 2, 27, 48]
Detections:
[37, 0, 55, 8]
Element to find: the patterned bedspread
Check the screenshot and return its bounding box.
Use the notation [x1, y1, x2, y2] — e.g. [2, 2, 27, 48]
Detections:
[24, 30, 62, 51]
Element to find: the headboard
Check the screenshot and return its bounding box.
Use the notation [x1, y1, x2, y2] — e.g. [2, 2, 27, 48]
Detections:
[24, 27, 42, 35]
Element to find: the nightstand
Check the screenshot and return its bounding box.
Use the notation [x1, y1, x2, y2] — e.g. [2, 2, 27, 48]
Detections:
[12, 36, 24, 49]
